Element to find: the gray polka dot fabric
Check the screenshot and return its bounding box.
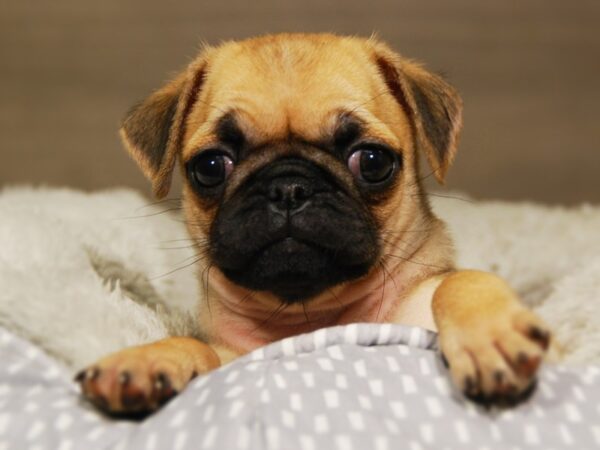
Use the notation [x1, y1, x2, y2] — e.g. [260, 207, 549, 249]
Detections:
[1, 325, 600, 450]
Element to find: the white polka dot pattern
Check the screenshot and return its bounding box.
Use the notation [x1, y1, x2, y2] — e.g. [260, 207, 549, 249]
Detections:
[1, 325, 600, 449]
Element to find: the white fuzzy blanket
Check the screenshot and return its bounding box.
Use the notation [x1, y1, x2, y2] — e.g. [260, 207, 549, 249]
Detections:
[0, 187, 598, 370]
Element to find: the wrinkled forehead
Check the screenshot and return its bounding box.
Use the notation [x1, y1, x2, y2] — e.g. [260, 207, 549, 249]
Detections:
[182, 40, 409, 157]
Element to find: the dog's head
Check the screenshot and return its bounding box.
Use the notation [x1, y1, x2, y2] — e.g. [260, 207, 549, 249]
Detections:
[120, 34, 462, 303]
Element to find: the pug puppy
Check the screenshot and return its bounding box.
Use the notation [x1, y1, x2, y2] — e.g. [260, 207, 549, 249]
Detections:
[76, 33, 551, 415]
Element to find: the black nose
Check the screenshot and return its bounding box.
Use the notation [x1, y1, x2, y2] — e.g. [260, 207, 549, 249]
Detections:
[268, 177, 314, 215]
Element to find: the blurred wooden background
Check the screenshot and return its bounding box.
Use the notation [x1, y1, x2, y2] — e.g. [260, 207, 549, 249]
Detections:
[1, 0, 599, 203]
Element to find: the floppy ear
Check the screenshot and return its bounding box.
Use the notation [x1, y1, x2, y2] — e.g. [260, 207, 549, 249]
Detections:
[373, 47, 463, 183]
[119, 60, 207, 198]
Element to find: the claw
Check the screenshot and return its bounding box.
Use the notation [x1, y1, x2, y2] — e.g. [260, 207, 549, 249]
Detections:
[529, 326, 550, 350]
[516, 352, 541, 377]
[153, 372, 178, 405]
[121, 388, 146, 410]
[75, 367, 99, 383]
[74, 370, 86, 383]
[154, 372, 170, 391]
[493, 370, 504, 385]
[464, 375, 478, 396]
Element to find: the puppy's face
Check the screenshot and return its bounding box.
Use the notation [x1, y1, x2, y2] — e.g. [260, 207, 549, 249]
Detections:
[121, 34, 462, 304]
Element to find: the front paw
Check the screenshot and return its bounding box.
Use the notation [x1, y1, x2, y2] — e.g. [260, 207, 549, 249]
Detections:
[440, 307, 551, 406]
[75, 338, 220, 417]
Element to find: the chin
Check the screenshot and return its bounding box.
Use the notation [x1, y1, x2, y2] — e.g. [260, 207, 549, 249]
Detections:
[220, 236, 376, 304]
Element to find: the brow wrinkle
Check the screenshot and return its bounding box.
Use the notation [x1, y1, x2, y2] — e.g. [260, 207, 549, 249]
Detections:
[215, 112, 245, 148]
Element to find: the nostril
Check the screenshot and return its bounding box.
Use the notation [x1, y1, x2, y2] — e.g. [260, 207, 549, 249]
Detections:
[291, 184, 307, 201]
[268, 185, 283, 202]
[267, 178, 314, 214]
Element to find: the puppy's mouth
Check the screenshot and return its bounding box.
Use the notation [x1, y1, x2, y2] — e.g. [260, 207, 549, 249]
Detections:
[221, 236, 372, 302]
[208, 157, 380, 304]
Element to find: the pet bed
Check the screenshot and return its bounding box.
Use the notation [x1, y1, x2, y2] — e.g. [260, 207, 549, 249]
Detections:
[1, 324, 599, 449]
[1, 187, 600, 449]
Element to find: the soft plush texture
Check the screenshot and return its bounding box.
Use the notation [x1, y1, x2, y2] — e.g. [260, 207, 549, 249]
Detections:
[0, 187, 199, 370]
[0, 186, 598, 369]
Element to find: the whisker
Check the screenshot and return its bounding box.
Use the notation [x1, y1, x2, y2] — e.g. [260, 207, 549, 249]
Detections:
[115, 207, 182, 220]
[155, 244, 198, 251]
[250, 302, 288, 334]
[343, 89, 391, 117]
[384, 253, 447, 270]
[150, 254, 205, 280]
[160, 238, 198, 243]
[302, 302, 311, 324]
[326, 288, 344, 309]
[134, 197, 182, 212]
[380, 228, 433, 236]
[412, 192, 473, 203]
[239, 290, 256, 304]
[379, 260, 398, 293]
[410, 169, 440, 187]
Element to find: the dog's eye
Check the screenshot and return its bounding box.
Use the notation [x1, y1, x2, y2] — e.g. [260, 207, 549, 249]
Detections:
[188, 150, 234, 188]
[347, 147, 396, 183]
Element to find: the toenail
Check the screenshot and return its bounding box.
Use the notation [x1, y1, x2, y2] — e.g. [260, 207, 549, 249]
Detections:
[74, 370, 86, 382]
[464, 376, 476, 393]
[154, 372, 171, 391]
[529, 326, 550, 348]
[122, 391, 146, 409]
[494, 370, 504, 384]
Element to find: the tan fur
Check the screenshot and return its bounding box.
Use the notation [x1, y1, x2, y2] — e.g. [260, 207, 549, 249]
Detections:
[432, 271, 551, 396]
[78, 33, 551, 415]
[77, 337, 219, 413]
